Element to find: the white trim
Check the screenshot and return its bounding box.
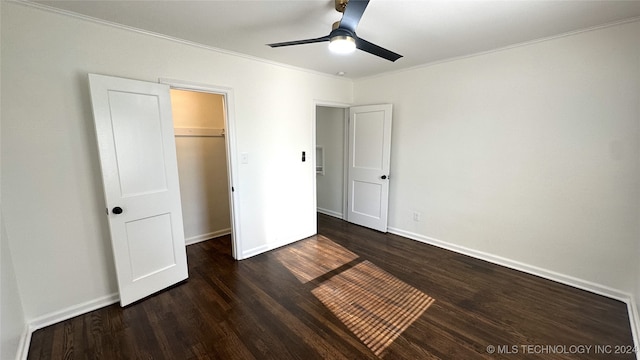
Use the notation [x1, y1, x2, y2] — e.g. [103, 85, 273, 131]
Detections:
[311, 103, 318, 236]
[342, 109, 349, 221]
[17, 293, 119, 359]
[313, 101, 351, 225]
[13, 0, 640, 81]
[312, 100, 352, 235]
[388, 227, 631, 300]
[12, 0, 347, 81]
[159, 78, 233, 94]
[241, 232, 314, 260]
[627, 298, 640, 360]
[358, 17, 640, 81]
[27, 293, 119, 331]
[159, 78, 241, 260]
[16, 325, 30, 360]
[317, 207, 343, 219]
[388, 226, 640, 358]
[313, 100, 352, 109]
[13, 228, 640, 359]
[185, 229, 232, 246]
[241, 244, 272, 259]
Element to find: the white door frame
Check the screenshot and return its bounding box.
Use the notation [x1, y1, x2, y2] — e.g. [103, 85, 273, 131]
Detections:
[312, 100, 351, 225]
[313, 102, 393, 232]
[160, 78, 241, 259]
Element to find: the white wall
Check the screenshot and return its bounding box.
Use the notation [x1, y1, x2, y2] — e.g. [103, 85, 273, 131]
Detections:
[316, 106, 345, 217]
[636, 60, 640, 342]
[1, 2, 28, 355]
[636, 241, 640, 344]
[636, 208, 640, 337]
[355, 21, 640, 296]
[175, 136, 231, 242]
[0, 1, 351, 324]
[2, 2, 638, 357]
[171, 90, 231, 243]
[1, 216, 26, 360]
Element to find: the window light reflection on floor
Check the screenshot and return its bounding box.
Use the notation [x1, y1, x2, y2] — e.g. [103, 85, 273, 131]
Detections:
[273, 235, 358, 283]
[312, 260, 434, 356]
[274, 235, 435, 357]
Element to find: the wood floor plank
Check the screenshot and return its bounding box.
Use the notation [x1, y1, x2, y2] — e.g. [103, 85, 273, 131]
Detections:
[27, 214, 635, 359]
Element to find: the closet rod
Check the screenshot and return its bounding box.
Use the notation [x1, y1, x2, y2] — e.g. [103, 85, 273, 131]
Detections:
[174, 128, 225, 137]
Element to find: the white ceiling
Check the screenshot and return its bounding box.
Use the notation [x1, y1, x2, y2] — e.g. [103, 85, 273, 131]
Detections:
[33, 0, 640, 78]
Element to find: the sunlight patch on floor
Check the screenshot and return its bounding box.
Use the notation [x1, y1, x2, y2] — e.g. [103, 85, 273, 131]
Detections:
[312, 260, 435, 357]
[275, 235, 434, 357]
[274, 235, 359, 283]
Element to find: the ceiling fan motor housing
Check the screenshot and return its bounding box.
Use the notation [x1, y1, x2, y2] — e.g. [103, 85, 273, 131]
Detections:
[330, 27, 355, 40]
[335, 0, 348, 13]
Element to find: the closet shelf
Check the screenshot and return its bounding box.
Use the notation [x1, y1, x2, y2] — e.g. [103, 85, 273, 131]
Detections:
[174, 128, 225, 137]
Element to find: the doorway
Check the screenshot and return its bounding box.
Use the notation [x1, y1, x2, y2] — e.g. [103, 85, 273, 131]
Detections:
[315, 103, 394, 233]
[170, 89, 232, 247]
[315, 105, 348, 220]
[163, 80, 240, 259]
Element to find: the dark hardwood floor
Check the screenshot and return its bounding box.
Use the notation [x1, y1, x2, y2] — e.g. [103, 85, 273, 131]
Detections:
[28, 214, 635, 359]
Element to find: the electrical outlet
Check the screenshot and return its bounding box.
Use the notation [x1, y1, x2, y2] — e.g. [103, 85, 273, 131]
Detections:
[413, 211, 421, 222]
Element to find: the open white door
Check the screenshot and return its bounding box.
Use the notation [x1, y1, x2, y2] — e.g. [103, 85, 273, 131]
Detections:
[347, 104, 393, 232]
[89, 74, 188, 306]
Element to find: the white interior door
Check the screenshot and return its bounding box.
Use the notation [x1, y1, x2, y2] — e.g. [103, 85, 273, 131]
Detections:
[347, 104, 393, 232]
[89, 74, 188, 306]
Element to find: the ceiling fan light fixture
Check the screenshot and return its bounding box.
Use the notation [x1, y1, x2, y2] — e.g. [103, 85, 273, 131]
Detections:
[267, 0, 402, 62]
[328, 35, 356, 54]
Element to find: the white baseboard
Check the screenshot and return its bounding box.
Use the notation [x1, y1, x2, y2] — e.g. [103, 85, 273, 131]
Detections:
[17, 293, 119, 360]
[317, 207, 343, 219]
[15, 325, 30, 360]
[241, 239, 295, 260]
[13, 226, 640, 360]
[241, 231, 316, 260]
[388, 227, 640, 358]
[185, 228, 231, 246]
[27, 293, 120, 331]
[241, 244, 271, 259]
[627, 297, 640, 360]
[388, 227, 629, 301]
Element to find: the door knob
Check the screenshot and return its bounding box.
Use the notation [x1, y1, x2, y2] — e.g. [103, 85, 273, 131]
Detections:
[380, 175, 388, 180]
[112, 206, 123, 214]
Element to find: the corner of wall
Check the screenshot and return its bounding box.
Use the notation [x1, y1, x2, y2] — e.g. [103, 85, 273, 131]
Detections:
[15, 326, 31, 360]
[12, 292, 120, 359]
[1, 214, 28, 360]
[634, 237, 640, 359]
[626, 296, 640, 360]
[2, 5, 30, 358]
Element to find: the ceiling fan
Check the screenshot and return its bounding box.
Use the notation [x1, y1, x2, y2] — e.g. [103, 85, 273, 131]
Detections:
[267, 0, 402, 62]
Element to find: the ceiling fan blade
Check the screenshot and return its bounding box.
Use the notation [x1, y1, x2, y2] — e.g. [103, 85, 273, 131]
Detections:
[267, 35, 330, 48]
[355, 37, 403, 62]
[339, 0, 369, 32]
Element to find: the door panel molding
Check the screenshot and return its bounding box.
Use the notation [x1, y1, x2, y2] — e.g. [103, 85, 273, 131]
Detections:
[346, 104, 392, 232]
[89, 74, 188, 306]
